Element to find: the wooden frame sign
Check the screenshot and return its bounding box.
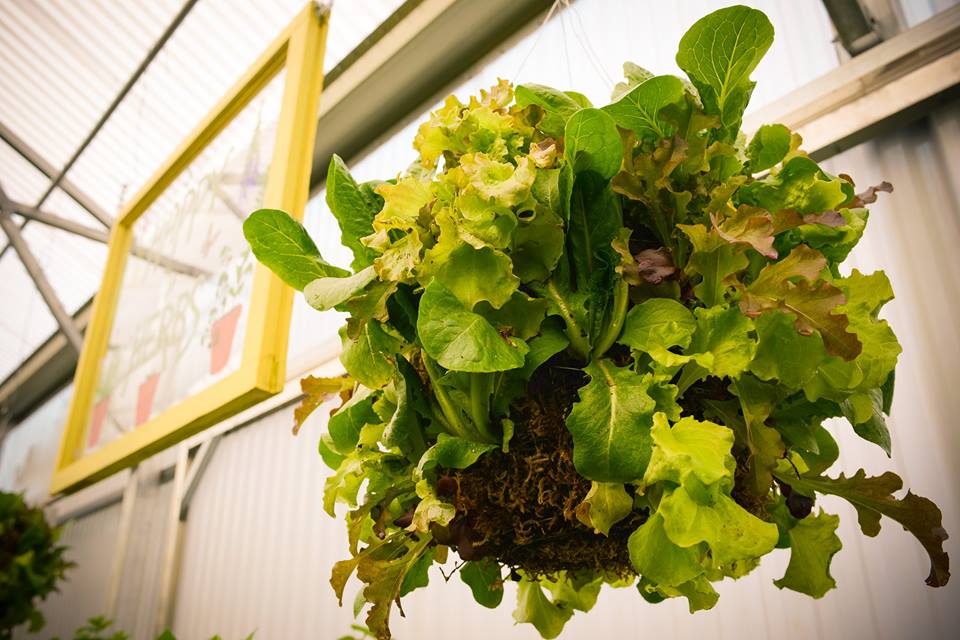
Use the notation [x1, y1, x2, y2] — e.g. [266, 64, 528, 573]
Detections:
[52, 2, 329, 494]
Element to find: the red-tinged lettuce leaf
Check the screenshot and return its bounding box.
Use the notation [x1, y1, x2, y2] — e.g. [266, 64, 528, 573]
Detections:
[355, 535, 433, 639]
[293, 375, 352, 435]
[849, 180, 893, 207]
[740, 245, 861, 360]
[779, 469, 950, 587]
[712, 205, 777, 259]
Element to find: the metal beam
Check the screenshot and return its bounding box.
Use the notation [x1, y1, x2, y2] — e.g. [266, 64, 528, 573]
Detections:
[0, 120, 112, 227]
[7, 199, 209, 278]
[822, 0, 883, 55]
[36, 0, 201, 209]
[0, 209, 83, 354]
[744, 3, 960, 159]
[0, 0, 201, 260]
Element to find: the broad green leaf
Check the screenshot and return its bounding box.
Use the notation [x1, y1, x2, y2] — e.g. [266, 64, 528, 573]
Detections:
[373, 175, 432, 231]
[417, 433, 497, 475]
[659, 485, 780, 566]
[575, 481, 634, 536]
[774, 509, 842, 598]
[520, 320, 569, 379]
[399, 547, 434, 596]
[730, 375, 786, 497]
[243, 208, 348, 290]
[304, 266, 377, 311]
[628, 511, 705, 587]
[738, 156, 848, 214]
[678, 223, 749, 306]
[328, 388, 378, 455]
[542, 572, 604, 612]
[513, 579, 572, 639]
[516, 83, 582, 116]
[565, 359, 658, 482]
[476, 290, 548, 340]
[417, 281, 529, 372]
[676, 5, 774, 138]
[421, 242, 519, 310]
[340, 322, 400, 389]
[373, 231, 423, 282]
[779, 469, 950, 587]
[841, 388, 891, 456]
[602, 75, 685, 139]
[686, 305, 757, 379]
[511, 207, 565, 282]
[644, 413, 735, 490]
[619, 298, 696, 359]
[564, 108, 623, 180]
[460, 560, 504, 608]
[747, 123, 791, 172]
[326, 155, 380, 269]
[749, 312, 828, 389]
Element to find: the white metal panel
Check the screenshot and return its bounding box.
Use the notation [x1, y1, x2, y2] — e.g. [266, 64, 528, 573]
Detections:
[114, 471, 175, 639]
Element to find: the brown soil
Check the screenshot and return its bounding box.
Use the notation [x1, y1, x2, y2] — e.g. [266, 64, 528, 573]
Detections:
[438, 357, 646, 578]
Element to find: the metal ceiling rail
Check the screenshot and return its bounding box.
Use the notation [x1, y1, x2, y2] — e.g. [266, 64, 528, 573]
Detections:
[0, 121, 111, 228]
[0, 0, 201, 260]
[0, 185, 83, 354]
[7, 199, 209, 278]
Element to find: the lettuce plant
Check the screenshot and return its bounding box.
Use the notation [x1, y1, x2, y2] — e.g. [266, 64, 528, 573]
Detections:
[243, 6, 949, 638]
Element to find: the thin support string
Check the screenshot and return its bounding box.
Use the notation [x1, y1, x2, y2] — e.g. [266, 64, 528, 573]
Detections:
[558, 4, 574, 88]
[512, 0, 565, 83]
[566, 1, 616, 89]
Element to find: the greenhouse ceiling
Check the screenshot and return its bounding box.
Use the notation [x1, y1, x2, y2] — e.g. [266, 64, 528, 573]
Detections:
[0, 0, 408, 389]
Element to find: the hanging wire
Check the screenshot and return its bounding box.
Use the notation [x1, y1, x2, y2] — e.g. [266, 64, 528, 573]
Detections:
[566, 1, 616, 89]
[512, 0, 565, 82]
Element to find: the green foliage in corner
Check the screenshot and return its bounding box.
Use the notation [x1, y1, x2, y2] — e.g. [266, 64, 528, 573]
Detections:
[0, 491, 72, 639]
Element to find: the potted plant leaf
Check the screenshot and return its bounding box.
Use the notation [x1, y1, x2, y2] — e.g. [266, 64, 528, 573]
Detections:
[243, 6, 950, 639]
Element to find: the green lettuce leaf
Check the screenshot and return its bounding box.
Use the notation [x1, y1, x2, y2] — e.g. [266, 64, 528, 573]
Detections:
[747, 123, 791, 172]
[565, 359, 659, 482]
[575, 481, 634, 536]
[602, 75, 685, 139]
[564, 108, 623, 180]
[417, 281, 529, 372]
[243, 208, 349, 289]
[327, 155, 381, 269]
[305, 266, 377, 311]
[460, 560, 504, 608]
[676, 5, 774, 139]
[773, 509, 842, 598]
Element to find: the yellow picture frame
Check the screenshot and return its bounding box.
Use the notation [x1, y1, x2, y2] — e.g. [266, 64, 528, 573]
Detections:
[51, 2, 329, 494]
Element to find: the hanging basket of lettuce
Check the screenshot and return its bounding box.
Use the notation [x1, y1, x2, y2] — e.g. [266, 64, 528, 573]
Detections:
[243, 6, 949, 639]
